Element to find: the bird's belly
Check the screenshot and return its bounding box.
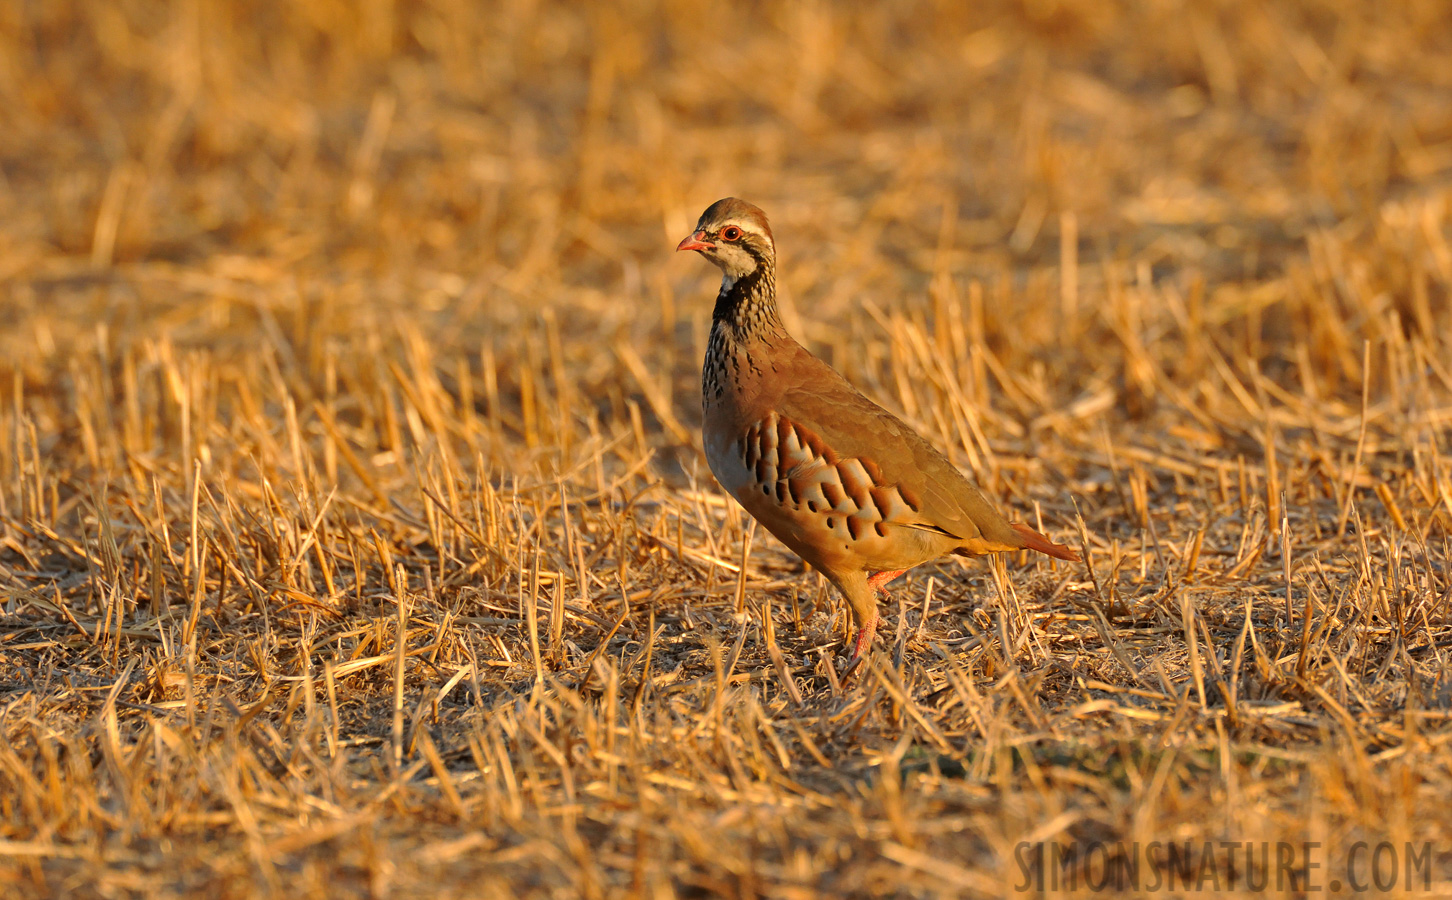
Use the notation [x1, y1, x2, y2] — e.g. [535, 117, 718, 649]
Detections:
[746, 493, 944, 571]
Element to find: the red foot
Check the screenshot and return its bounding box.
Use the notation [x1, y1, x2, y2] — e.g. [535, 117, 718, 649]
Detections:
[867, 569, 907, 592]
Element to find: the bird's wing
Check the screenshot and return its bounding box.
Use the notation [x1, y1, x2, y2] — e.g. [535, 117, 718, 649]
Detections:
[768, 347, 1021, 549]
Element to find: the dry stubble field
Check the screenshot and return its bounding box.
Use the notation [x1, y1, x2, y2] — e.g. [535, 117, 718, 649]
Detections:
[3, 1, 1452, 897]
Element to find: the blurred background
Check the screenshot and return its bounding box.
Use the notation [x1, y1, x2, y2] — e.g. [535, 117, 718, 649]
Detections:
[4, 0, 1449, 379]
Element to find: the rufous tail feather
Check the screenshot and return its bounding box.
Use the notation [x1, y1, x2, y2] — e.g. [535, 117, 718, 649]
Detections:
[1009, 522, 1081, 562]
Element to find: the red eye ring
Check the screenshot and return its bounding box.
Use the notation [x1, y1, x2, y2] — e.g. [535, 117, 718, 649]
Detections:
[721, 226, 742, 242]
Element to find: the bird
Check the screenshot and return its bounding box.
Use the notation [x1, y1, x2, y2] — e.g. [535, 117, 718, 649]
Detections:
[676, 198, 1080, 673]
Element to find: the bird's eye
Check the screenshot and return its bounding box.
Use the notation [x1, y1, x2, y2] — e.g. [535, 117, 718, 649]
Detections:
[721, 226, 742, 242]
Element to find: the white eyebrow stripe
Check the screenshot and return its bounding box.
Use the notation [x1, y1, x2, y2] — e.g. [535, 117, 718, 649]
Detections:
[710, 221, 770, 243]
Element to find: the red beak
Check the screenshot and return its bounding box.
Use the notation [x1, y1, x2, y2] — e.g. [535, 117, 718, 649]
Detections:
[676, 231, 713, 252]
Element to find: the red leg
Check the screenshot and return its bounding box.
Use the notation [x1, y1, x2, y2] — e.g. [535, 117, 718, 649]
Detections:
[847, 612, 877, 667]
[843, 570, 908, 677]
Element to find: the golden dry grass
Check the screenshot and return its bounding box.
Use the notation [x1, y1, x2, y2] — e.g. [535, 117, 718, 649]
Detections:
[3, 1, 1452, 897]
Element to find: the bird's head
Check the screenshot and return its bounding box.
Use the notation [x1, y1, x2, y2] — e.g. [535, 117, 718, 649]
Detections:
[676, 198, 775, 282]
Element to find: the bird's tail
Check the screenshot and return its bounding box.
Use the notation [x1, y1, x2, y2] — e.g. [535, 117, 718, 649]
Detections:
[1010, 522, 1081, 562]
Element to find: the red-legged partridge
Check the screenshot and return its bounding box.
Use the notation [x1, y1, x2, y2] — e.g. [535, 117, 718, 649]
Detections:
[677, 198, 1080, 672]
